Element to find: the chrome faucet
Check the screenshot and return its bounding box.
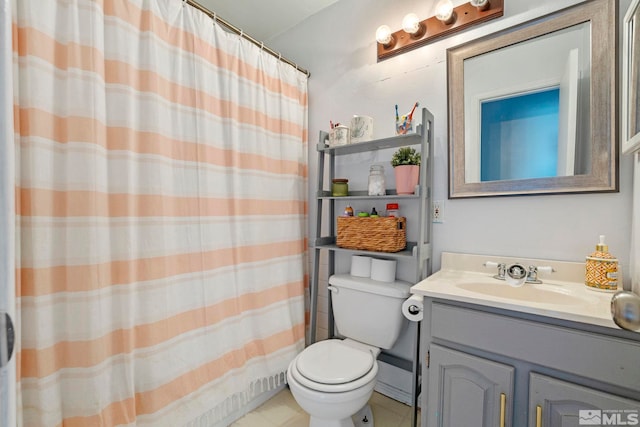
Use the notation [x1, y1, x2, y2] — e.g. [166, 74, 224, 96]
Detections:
[484, 262, 555, 284]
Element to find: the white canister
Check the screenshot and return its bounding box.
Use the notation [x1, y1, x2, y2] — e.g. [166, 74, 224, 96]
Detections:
[329, 125, 350, 146]
[350, 115, 374, 143]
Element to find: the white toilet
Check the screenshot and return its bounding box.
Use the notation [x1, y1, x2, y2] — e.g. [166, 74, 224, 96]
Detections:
[287, 273, 411, 427]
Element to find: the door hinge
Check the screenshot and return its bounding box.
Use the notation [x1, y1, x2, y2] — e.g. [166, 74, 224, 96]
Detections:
[426, 350, 430, 369]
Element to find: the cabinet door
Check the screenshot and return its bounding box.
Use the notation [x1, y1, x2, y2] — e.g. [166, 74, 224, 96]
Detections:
[529, 373, 640, 427]
[427, 344, 514, 427]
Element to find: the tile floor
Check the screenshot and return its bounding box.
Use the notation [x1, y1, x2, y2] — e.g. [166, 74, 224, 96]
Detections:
[230, 387, 420, 427]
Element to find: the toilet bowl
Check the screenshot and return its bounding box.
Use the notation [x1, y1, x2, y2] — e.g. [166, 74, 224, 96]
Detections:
[287, 339, 379, 427]
[287, 274, 411, 427]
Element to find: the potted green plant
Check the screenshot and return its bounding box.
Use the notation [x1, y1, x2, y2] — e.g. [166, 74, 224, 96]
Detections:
[391, 147, 421, 194]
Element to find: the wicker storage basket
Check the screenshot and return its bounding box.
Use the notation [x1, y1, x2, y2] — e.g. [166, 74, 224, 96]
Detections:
[336, 216, 406, 252]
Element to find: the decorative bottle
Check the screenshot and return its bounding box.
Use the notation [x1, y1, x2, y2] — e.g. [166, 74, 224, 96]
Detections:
[585, 235, 619, 292]
[343, 205, 354, 216]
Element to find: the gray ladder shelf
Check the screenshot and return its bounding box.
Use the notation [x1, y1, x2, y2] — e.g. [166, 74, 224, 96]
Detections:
[308, 107, 434, 427]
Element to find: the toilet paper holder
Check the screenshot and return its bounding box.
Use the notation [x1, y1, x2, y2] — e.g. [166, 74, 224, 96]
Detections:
[402, 294, 424, 322]
[407, 304, 422, 315]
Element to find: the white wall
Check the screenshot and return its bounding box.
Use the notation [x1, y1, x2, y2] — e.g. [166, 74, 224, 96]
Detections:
[268, 0, 633, 337]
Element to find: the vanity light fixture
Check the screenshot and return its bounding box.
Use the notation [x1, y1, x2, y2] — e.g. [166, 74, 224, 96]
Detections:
[376, 0, 504, 61]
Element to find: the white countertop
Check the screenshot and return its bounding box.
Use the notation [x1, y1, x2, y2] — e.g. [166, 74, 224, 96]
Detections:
[411, 252, 618, 329]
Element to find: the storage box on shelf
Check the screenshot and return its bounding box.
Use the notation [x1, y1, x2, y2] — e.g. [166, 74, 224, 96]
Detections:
[308, 107, 435, 427]
[336, 216, 406, 252]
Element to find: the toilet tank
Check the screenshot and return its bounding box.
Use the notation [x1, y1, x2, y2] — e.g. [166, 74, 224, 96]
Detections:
[328, 274, 411, 349]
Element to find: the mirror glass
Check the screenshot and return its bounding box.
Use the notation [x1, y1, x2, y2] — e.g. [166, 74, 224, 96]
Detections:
[464, 23, 590, 183]
[631, 8, 640, 139]
[448, 0, 617, 198]
[623, 0, 640, 154]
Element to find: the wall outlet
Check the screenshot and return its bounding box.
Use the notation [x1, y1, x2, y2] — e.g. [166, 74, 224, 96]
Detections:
[433, 200, 444, 223]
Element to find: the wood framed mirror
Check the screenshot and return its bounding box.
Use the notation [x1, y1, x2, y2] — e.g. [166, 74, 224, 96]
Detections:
[448, 0, 617, 198]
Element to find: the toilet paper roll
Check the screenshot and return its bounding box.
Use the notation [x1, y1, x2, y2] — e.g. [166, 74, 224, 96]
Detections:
[350, 255, 372, 278]
[402, 295, 424, 322]
[370, 258, 397, 282]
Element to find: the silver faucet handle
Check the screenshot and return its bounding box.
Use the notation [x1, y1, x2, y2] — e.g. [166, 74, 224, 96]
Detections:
[527, 265, 555, 283]
[484, 261, 506, 279]
[528, 265, 555, 274]
[536, 266, 555, 274]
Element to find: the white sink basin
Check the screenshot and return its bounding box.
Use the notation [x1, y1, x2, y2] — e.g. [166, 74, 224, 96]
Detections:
[454, 281, 599, 306]
[410, 252, 617, 328]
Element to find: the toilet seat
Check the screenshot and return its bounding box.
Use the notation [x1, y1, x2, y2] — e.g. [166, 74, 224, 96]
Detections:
[290, 340, 378, 393]
[297, 340, 374, 384]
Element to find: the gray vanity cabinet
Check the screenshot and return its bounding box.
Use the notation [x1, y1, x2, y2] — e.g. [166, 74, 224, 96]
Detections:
[529, 373, 640, 427]
[421, 300, 640, 427]
[428, 344, 514, 427]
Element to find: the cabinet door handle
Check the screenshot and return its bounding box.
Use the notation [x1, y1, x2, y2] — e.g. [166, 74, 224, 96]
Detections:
[536, 405, 542, 427]
[499, 393, 506, 427]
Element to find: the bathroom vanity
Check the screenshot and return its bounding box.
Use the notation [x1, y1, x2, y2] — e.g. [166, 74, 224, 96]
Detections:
[412, 252, 640, 427]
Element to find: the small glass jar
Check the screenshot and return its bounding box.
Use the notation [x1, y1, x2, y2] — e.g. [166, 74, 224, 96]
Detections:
[332, 178, 349, 196]
[368, 165, 386, 196]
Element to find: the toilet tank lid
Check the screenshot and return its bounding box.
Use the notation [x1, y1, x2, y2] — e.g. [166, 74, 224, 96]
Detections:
[328, 274, 411, 298]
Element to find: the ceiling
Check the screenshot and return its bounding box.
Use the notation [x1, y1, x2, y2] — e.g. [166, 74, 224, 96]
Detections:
[196, 0, 339, 41]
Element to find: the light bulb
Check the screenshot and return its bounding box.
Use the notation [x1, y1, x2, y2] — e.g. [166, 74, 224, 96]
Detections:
[470, 0, 490, 11]
[376, 25, 394, 47]
[435, 0, 455, 24]
[402, 13, 421, 35]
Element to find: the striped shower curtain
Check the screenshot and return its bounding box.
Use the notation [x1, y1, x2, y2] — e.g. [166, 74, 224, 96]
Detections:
[5, 0, 308, 425]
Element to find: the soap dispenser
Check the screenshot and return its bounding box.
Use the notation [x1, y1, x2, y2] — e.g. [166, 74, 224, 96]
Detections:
[585, 235, 619, 292]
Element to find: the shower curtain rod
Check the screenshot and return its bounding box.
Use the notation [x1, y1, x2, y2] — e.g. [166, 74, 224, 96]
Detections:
[185, 0, 311, 77]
